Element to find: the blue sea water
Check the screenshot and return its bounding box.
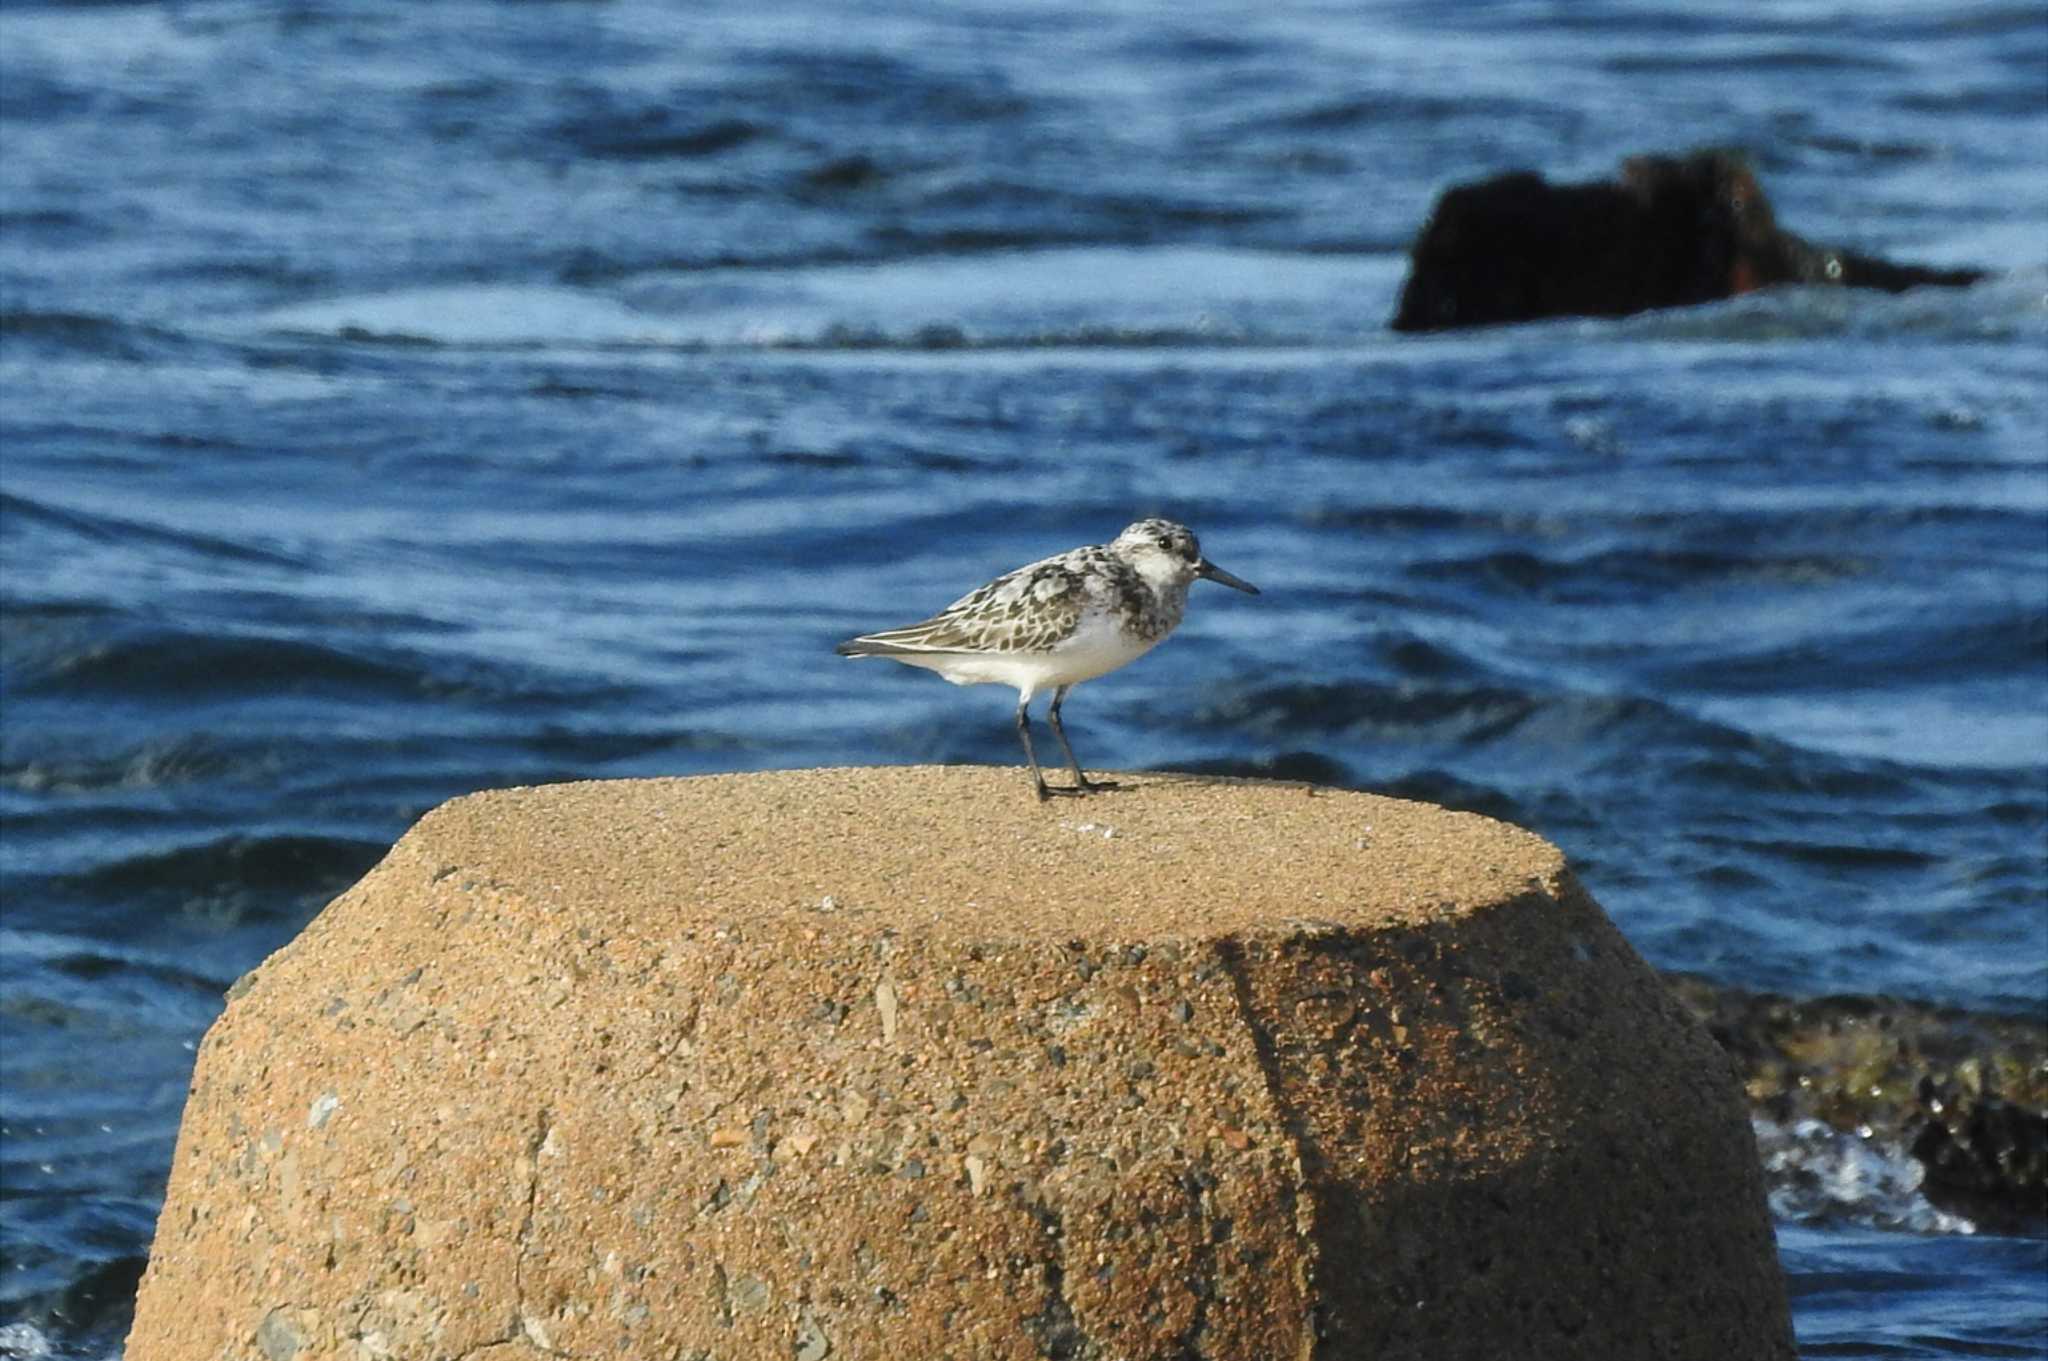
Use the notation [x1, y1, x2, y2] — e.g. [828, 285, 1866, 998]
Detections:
[2, 0, 2045, 1352]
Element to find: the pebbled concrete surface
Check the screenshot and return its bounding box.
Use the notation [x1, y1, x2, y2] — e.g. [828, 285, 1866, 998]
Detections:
[127, 766, 1794, 1359]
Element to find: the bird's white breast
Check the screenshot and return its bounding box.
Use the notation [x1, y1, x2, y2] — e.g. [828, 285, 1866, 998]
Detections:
[1040, 605, 1160, 685]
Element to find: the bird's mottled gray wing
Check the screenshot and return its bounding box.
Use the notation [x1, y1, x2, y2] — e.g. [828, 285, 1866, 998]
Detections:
[838, 550, 1103, 656]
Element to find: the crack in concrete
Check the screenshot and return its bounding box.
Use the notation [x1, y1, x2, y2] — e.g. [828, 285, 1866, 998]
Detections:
[1174, 1167, 1218, 1359]
[1022, 1192, 1098, 1360]
[512, 1105, 561, 1355]
[1213, 936, 1323, 1361]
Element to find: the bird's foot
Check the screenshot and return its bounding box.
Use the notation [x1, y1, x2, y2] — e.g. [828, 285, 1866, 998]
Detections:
[1035, 777, 1116, 799]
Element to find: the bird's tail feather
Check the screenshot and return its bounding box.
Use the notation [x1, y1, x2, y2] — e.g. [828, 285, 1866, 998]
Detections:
[837, 637, 906, 658]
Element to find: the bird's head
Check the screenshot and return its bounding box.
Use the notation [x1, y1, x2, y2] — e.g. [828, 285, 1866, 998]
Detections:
[1112, 520, 1259, 594]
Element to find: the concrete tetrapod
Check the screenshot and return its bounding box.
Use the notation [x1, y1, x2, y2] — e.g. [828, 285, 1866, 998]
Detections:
[128, 768, 1794, 1359]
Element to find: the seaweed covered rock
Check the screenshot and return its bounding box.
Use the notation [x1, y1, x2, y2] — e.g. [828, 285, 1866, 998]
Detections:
[1667, 974, 2047, 1233]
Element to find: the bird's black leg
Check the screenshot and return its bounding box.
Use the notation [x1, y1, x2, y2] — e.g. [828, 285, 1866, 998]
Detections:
[1016, 699, 1063, 801]
[1048, 685, 1118, 794]
[1019, 697, 1084, 800]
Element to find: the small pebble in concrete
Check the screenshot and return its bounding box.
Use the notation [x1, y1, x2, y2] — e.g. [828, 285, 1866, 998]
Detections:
[306, 1093, 341, 1131]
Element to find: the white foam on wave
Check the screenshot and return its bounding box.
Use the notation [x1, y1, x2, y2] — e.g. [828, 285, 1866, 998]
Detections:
[233, 247, 1403, 351]
[0, 1322, 55, 1360]
[1694, 687, 2048, 773]
[1754, 1115, 1977, 1236]
[251, 284, 681, 348]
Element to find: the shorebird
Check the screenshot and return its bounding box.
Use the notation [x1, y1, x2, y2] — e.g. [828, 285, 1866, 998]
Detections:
[835, 519, 1259, 799]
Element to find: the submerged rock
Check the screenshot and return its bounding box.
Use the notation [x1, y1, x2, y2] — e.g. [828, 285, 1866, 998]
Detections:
[1392, 150, 1984, 332]
[1665, 973, 2047, 1234]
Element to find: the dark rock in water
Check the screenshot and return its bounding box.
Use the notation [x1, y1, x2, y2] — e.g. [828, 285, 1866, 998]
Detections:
[1391, 150, 1984, 331]
[1167, 748, 1355, 786]
[1912, 1077, 2048, 1234]
[1665, 973, 2047, 1233]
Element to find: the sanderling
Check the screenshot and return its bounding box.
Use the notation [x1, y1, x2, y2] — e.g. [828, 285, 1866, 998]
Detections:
[836, 519, 1259, 800]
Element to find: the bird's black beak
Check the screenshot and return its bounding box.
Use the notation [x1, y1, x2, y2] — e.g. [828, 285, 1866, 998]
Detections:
[1196, 558, 1259, 595]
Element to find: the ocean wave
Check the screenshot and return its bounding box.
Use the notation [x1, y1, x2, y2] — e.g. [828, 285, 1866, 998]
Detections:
[1374, 769, 1525, 824]
[558, 110, 768, 162]
[1240, 90, 1569, 136]
[8, 627, 429, 701]
[0, 310, 162, 362]
[1182, 676, 2015, 811]
[0, 491, 313, 569]
[0, 1252, 145, 1352]
[1192, 677, 1757, 758]
[731, 46, 1039, 123]
[878, 179, 1292, 237]
[280, 254, 2007, 359]
[1669, 747, 1915, 799]
[0, 736, 244, 796]
[0, 928, 233, 998]
[1694, 833, 1938, 874]
[1603, 48, 1904, 75]
[1376, 631, 1493, 683]
[1166, 749, 1356, 787]
[0, 1323, 55, 1360]
[263, 313, 1336, 354]
[1302, 504, 1547, 535]
[1196, 679, 1543, 744]
[3, 609, 627, 713]
[52, 832, 384, 908]
[241, 247, 1400, 352]
[1604, 274, 2047, 344]
[1647, 606, 2048, 693]
[1410, 546, 1873, 600]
